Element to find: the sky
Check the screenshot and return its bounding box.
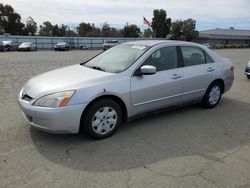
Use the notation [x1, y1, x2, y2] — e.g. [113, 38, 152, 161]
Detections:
[2, 0, 250, 31]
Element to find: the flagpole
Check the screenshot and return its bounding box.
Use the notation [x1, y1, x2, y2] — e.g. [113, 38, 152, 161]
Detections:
[142, 16, 144, 38]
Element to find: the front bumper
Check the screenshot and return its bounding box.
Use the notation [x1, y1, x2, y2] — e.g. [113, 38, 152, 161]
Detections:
[245, 67, 250, 75]
[18, 47, 29, 51]
[18, 95, 87, 134]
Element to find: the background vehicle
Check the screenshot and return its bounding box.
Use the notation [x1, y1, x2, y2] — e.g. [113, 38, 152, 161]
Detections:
[103, 40, 119, 50]
[18, 42, 37, 51]
[80, 45, 88, 50]
[242, 44, 249, 48]
[3, 40, 19, 51]
[0, 41, 6, 52]
[245, 62, 250, 79]
[19, 40, 234, 139]
[224, 44, 234, 48]
[233, 43, 242, 48]
[214, 44, 224, 49]
[202, 43, 212, 49]
[54, 42, 70, 51]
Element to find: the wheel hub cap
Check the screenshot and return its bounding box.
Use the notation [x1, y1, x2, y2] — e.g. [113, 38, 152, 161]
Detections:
[208, 85, 221, 105]
[91, 107, 117, 135]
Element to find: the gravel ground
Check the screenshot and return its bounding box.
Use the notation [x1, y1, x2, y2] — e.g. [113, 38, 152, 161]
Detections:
[0, 49, 250, 188]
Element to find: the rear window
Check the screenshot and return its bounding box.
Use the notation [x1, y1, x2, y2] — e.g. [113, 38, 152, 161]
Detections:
[180, 46, 206, 67]
[204, 52, 214, 63]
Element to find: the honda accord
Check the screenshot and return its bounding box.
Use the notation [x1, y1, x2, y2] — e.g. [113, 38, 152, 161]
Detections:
[18, 40, 234, 139]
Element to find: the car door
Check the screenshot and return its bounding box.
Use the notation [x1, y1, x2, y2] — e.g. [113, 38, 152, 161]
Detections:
[179, 46, 218, 102]
[130, 46, 183, 114]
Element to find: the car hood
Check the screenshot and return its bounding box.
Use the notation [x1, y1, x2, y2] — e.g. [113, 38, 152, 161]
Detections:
[19, 44, 30, 47]
[56, 44, 66, 47]
[23, 64, 114, 98]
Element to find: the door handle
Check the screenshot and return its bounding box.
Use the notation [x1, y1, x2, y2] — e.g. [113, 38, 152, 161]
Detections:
[207, 67, 215, 72]
[171, 74, 182, 79]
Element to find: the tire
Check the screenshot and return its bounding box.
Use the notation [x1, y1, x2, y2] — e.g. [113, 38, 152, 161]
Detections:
[203, 82, 222, 108]
[82, 99, 122, 139]
[247, 75, 250, 79]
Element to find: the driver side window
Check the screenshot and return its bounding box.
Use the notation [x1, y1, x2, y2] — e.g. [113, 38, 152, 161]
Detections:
[142, 46, 178, 72]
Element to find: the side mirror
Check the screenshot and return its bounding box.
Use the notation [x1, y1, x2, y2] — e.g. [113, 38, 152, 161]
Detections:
[140, 65, 156, 75]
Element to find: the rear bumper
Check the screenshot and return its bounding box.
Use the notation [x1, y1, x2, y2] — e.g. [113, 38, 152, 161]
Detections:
[18, 97, 87, 134]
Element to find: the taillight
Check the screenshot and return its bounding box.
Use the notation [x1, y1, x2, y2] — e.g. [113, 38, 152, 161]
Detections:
[230, 66, 234, 72]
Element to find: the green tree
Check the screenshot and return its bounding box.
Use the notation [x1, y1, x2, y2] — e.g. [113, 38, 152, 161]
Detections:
[170, 19, 198, 41]
[170, 20, 183, 40]
[0, 4, 25, 35]
[88, 24, 101, 37]
[77, 22, 92, 36]
[122, 23, 141, 38]
[77, 22, 101, 37]
[26, 16, 37, 36]
[39, 21, 53, 36]
[0, 25, 4, 34]
[52, 24, 68, 36]
[143, 28, 153, 38]
[101, 22, 111, 37]
[182, 19, 199, 41]
[151, 9, 171, 38]
[66, 29, 77, 37]
[100, 22, 121, 37]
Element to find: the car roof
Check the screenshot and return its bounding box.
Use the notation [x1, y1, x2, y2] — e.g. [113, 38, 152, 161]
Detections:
[124, 40, 200, 47]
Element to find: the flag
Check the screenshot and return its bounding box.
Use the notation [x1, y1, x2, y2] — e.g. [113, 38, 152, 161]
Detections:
[143, 17, 151, 27]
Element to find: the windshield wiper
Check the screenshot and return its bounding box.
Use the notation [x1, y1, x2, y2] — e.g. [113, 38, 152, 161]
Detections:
[89, 66, 106, 72]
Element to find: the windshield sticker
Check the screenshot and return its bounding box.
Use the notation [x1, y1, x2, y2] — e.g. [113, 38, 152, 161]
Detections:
[131, 45, 146, 50]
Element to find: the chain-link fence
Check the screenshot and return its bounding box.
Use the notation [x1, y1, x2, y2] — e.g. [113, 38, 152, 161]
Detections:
[0, 35, 161, 49]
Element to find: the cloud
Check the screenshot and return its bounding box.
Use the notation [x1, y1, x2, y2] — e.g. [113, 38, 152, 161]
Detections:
[2, 0, 250, 30]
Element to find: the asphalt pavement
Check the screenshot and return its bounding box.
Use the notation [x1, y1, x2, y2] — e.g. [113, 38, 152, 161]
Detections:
[0, 49, 250, 188]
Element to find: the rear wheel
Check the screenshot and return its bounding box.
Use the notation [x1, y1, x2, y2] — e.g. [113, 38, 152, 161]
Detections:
[82, 99, 122, 139]
[203, 82, 222, 108]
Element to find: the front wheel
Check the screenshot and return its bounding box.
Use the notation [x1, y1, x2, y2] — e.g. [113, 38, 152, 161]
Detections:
[82, 99, 122, 139]
[203, 82, 222, 108]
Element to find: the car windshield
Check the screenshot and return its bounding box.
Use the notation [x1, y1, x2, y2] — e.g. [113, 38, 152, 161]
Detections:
[22, 42, 32, 45]
[84, 44, 149, 73]
[105, 41, 118, 44]
[3, 41, 11, 44]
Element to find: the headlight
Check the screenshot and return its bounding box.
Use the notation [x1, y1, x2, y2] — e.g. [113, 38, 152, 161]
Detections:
[33, 90, 75, 108]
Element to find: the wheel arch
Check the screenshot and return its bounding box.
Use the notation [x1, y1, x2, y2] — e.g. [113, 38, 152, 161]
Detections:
[207, 79, 225, 94]
[79, 94, 128, 132]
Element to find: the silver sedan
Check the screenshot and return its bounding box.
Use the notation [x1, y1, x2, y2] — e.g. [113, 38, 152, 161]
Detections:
[245, 61, 250, 79]
[18, 42, 37, 51]
[18, 40, 234, 139]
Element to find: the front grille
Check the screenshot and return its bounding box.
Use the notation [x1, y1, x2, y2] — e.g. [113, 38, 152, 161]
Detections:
[22, 93, 33, 102]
